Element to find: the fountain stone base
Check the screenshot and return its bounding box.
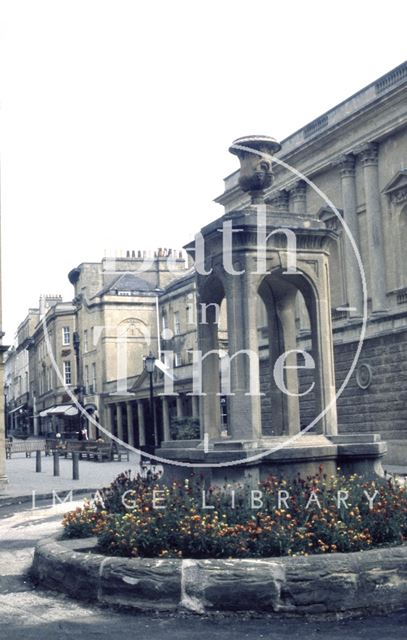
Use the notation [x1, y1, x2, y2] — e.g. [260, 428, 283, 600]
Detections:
[156, 433, 386, 486]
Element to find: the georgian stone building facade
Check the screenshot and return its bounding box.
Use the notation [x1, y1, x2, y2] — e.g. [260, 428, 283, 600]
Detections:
[66, 250, 231, 448]
[67, 251, 194, 445]
[88, 61, 407, 463]
[5, 295, 78, 436]
[216, 61, 407, 463]
[4, 61, 407, 465]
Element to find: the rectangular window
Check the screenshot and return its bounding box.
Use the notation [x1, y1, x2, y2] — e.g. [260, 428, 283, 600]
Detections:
[83, 329, 88, 352]
[174, 311, 181, 335]
[84, 365, 89, 393]
[92, 363, 97, 393]
[174, 352, 182, 367]
[220, 396, 228, 428]
[62, 326, 70, 345]
[63, 361, 72, 385]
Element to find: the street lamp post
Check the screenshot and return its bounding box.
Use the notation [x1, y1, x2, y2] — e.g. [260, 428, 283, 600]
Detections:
[73, 331, 85, 439]
[3, 384, 9, 438]
[144, 352, 157, 447]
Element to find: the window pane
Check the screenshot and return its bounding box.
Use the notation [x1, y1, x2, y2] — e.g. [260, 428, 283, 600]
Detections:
[62, 327, 70, 345]
[63, 361, 71, 385]
[174, 312, 181, 335]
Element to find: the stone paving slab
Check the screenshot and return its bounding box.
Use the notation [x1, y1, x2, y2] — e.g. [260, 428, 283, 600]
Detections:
[384, 465, 407, 477]
[1, 454, 406, 506]
[0, 451, 141, 503]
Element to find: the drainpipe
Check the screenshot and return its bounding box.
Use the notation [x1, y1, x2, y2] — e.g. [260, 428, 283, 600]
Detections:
[33, 392, 38, 436]
[155, 293, 162, 361]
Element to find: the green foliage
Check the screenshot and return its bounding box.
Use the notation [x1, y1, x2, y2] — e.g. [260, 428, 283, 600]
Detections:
[62, 470, 407, 558]
[62, 502, 107, 538]
[169, 417, 200, 440]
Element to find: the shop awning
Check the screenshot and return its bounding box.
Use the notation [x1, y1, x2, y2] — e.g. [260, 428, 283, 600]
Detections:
[64, 405, 79, 417]
[39, 404, 79, 418]
[8, 405, 26, 415]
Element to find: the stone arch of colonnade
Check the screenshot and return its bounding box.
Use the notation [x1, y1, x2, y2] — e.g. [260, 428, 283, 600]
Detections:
[257, 268, 318, 438]
[197, 262, 337, 441]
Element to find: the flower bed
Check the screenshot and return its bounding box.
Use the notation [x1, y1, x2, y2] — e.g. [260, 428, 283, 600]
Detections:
[62, 470, 407, 559]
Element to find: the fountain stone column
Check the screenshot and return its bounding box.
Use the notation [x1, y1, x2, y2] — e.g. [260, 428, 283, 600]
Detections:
[157, 135, 386, 482]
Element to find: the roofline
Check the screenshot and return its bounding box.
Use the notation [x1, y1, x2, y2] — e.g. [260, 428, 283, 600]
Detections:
[219, 60, 407, 185]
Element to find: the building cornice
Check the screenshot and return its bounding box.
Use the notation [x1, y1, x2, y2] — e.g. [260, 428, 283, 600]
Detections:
[217, 78, 407, 209]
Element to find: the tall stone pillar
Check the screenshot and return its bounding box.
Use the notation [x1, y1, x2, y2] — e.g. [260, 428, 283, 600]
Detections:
[261, 282, 302, 438]
[87, 417, 95, 440]
[137, 401, 146, 446]
[106, 404, 115, 436]
[310, 259, 338, 436]
[162, 397, 171, 441]
[266, 189, 289, 212]
[290, 180, 307, 214]
[176, 395, 184, 418]
[359, 143, 387, 312]
[338, 154, 363, 316]
[191, 395, 199, 419]
[265, 299, 286, 436]
[276, 292, 301, 435]
[116, 404, 124, 442]
[225, 267, 262, 441]
[197, 304, 221, 440]
[126, 402, 134, 447]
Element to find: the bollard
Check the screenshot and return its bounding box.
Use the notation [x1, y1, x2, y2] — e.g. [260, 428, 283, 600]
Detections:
[53, 451, 60, 477]
[35, 450, 42, 473]
[72, 452, 79, 480]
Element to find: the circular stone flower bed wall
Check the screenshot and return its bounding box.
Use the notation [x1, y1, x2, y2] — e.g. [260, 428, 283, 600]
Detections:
[31, 534, 407, 615]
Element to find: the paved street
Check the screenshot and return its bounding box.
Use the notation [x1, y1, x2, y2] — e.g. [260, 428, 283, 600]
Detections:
[0, 497, 406, 639]
[0, 449, 142, 501]
[2, 444, 405, 505]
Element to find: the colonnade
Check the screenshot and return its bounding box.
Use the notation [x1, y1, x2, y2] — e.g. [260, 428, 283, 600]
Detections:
[195, 206, 338, 443]
[103, 393, 200, 447]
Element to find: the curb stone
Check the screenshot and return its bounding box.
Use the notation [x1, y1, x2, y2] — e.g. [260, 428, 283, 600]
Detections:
[0, 487, 98, 508]
[31, 535, 407, 616]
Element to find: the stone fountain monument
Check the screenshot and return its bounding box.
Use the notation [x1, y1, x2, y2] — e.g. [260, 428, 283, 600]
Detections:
[158, 136, 386, 483]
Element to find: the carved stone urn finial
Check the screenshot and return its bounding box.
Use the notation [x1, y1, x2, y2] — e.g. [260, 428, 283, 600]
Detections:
[229, 135, 282, 204]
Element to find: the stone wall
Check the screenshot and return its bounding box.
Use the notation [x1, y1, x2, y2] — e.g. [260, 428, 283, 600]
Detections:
[260, 329, 407, 462]
[32, 535, 407, 615]
[335, 331, 407, 440]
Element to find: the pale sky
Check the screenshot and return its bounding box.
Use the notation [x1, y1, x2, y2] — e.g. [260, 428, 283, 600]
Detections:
[0, 0, 406, 341]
